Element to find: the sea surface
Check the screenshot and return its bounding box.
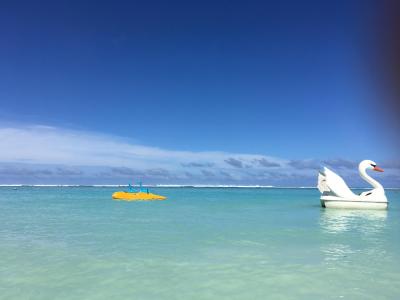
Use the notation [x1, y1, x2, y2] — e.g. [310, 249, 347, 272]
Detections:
[1, 187, 399, 300]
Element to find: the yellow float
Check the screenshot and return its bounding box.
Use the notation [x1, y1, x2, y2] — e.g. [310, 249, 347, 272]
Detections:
[112, 182, 166, 201]
[112, 191, 166, 201]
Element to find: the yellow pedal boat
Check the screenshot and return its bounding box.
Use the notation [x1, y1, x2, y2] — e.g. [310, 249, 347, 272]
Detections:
[112, 191, 166, 201]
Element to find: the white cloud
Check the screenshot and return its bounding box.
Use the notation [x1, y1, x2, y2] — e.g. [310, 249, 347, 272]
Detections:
[0, 124, 285, 170]
[0, 125, 397, 186]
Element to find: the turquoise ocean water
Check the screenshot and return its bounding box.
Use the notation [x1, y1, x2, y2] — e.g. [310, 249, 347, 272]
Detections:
[1, 187, 399, 300]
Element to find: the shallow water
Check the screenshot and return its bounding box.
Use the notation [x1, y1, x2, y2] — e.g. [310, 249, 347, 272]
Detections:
[0, 187, 399, 300]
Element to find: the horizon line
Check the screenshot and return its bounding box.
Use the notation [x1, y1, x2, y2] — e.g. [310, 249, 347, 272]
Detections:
[1, 184, 399, 190]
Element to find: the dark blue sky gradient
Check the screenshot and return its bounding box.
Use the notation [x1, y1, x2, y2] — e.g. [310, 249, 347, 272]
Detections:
[0, 0, 390, 159]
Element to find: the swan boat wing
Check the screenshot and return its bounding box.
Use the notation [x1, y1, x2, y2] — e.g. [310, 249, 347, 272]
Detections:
[318, 167, 355, 198]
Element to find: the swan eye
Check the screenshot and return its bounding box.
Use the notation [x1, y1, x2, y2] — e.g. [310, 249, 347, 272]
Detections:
[371, 163, 376, 167]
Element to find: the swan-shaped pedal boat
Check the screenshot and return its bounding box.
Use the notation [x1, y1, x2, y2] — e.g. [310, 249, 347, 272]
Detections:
[318, 160, 388, 210]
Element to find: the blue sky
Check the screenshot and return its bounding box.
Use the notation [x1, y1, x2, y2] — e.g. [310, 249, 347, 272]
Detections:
[0, 1, 398, 185]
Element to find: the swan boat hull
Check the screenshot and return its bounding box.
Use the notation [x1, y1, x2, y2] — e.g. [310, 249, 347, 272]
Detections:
[320, 196, 388, 210]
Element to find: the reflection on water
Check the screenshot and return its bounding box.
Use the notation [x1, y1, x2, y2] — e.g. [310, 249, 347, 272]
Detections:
[319, 209, 387, 234]
[320, 209, 388, 265]
[321, 243, 357, 263]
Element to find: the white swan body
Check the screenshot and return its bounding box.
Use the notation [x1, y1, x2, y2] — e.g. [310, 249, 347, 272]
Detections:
[318, 160, 388, 209]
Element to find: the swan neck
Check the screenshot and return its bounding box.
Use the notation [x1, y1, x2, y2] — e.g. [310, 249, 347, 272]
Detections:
[359, 167, 383, 189]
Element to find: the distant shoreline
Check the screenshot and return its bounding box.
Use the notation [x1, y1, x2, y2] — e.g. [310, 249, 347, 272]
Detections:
[1, 184, 399, 190]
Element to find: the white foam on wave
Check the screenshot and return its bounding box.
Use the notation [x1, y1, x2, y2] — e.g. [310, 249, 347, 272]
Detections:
[155, 184, 276, 188]
[0, 184, 398, 189]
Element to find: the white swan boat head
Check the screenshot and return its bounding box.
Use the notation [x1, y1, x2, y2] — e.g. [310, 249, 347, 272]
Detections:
[318, 160, 388, 209]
